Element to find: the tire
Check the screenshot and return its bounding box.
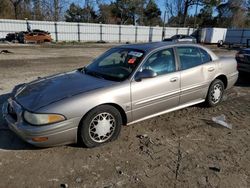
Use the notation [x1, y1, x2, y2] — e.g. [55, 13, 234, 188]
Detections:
[79, 105, 122, 148]
[205, 79, 225, 107]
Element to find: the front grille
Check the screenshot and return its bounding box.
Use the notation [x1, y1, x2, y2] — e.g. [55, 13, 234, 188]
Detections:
[8, 104, 18, 121]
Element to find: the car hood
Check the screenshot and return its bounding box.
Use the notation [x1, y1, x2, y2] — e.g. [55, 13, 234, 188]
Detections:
[14, 70, 115, 111]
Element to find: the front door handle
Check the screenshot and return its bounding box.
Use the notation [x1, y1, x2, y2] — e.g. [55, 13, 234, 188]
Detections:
[208, 67, 215, 72]
[170, 77, 178, 82]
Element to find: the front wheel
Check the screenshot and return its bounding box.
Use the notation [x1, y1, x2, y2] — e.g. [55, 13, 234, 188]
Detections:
[205, 79, 225, 107]
[79, 105, 122, 148]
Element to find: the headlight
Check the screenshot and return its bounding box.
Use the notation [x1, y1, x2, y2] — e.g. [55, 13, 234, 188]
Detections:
[24, 111, 65, 125]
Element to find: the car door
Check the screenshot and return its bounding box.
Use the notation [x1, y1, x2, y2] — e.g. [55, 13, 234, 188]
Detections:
[131, 48, 181, 121]
[176, 46, 217, 104]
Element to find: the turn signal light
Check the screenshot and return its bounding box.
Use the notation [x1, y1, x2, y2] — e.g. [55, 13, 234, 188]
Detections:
[32, 137, 48, 142]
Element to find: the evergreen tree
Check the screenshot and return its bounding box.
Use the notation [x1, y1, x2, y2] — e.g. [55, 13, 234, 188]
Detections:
[143, 0, 162, 26]
[65, 3, 84, 22]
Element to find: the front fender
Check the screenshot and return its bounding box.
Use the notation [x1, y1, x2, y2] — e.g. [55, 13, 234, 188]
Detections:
[37, 81, 131, 125]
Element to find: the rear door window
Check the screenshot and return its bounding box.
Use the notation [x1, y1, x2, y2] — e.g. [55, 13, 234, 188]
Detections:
[177, 47, 203, 70]
[199, 48, 212, 63]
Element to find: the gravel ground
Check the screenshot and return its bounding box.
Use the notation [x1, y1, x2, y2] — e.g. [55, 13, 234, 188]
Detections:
[0, 44, 249, 188]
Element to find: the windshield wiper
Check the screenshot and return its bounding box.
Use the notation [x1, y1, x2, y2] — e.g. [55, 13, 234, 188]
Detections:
[81, 67, 87, 73]
[84, 67, 105, 79]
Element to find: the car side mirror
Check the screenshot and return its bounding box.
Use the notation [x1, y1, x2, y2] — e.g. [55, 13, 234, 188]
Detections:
[134, 69, 157, 81]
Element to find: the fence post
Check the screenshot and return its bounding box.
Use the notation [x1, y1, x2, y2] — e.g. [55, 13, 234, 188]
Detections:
[25, 19, 31, 32]
[247, 39, 250, 48]
[149, 27, 153, 42]
[77, 23, 80, 42]
[119, 25, 121, 43]
[54, 22, 58, 42]
[176, 28, 179, 35]
[240, 29, 244, 46]
[161, 27, 165, 40]
[187, 27, 190, 35]
[135, 26, 138, 43]
[100, 24, 103, 41]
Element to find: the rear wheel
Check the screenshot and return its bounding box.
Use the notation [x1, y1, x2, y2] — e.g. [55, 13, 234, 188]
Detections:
[205, 79, 225, 107]
[217, 40, 223, 47]
[79, 105, 122, 148]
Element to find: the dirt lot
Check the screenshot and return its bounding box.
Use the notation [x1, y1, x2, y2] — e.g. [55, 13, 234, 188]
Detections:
[0, 44, 249, 188]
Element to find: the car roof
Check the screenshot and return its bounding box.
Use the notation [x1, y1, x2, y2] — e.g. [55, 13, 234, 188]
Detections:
[116, 41, 177, 53]
[115, 41, 197, 53]
[114, 41, 219, 60]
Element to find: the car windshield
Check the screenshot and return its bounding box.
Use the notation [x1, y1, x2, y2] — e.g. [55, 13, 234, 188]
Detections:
[84, 48, 144, 81]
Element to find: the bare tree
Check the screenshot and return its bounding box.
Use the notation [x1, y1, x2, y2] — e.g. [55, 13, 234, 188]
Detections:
[39, 0, 66, 21]
[0, 0, 12, 19]
[9, 0, 22, 19]
[164, 0, 184, 26]
[165, 0, 206, 26]
[54, 0, 59, 21]
[33, 0, 43, 20]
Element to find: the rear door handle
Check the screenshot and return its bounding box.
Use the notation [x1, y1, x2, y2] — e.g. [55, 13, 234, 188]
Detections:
[170, 77, 178, 82]
[208, 67, 215, 72]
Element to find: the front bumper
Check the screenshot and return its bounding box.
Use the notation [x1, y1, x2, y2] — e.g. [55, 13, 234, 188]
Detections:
[2, 99, 80, 147]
